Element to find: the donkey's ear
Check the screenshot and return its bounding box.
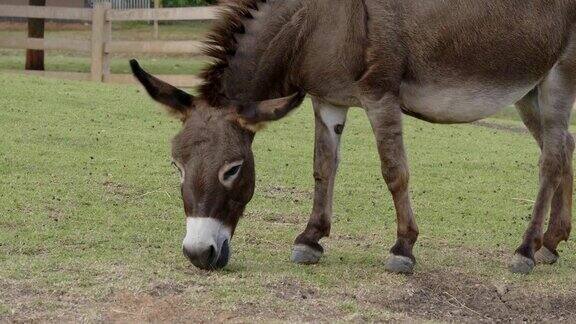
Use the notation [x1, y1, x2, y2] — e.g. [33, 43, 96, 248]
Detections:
[130, 59, 195, 120]
[235, 92, 305, 129]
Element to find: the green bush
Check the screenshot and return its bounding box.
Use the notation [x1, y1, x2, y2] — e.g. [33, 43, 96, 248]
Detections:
[162, 0, 217, 7]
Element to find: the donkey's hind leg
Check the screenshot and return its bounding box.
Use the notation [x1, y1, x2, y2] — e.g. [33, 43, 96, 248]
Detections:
[515, 89, 543, 149]
[539, 147, 573, 265]
[511, 65, 576, 274]
[291, 98, 348, 264]
[515, 89, 568, 265]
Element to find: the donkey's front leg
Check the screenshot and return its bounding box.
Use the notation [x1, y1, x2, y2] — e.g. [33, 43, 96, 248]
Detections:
[291, 98, 348, 264]
[363, 95, 419, 274]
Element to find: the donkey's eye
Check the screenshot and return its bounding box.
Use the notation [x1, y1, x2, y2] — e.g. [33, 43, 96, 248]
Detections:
[218, 160, 244, 188]
[224, 165, 242, 180]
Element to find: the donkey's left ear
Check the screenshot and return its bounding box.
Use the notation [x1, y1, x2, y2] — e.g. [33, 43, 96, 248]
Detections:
[130, 59, 195, 120]
[235, 92, 306, 128]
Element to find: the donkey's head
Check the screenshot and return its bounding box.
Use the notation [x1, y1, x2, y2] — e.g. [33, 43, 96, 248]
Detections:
[130, 60, 303, 270]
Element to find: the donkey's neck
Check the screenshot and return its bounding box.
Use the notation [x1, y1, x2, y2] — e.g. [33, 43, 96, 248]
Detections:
[224, 1, 307, 102]
[200, 0, 307, 106]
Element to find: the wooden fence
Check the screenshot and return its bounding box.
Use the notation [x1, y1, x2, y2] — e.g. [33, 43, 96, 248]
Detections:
[0, 3, 217, 87]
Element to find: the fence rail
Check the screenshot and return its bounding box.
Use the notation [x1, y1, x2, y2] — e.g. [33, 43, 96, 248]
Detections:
[106, 7, 216, 21]
[0, 36, 91, 52]
[0, 4, 216, 88]
[0, 4, 92, 21]
[105, 40, 204, 54]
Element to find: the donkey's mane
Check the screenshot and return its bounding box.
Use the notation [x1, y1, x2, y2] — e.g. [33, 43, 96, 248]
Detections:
[198, 0, 265, 107]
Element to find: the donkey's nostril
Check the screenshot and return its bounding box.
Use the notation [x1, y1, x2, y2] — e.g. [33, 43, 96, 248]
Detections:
[207, 245, 216, 264]
[214, 240, 230, 269]
[183, 244, 218, 270]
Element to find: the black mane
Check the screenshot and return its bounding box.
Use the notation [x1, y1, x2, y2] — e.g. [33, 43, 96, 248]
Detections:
[198, 0, 266, 107]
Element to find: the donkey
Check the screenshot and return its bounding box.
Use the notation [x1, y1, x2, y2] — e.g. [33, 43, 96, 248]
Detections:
[130, 0, 576, 274]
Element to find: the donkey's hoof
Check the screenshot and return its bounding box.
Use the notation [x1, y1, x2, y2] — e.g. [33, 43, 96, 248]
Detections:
[385, 254, 414, 274]
[535, 247, 559, 265]
[291, 244, 323, 264]
[509, 254, 535, 274]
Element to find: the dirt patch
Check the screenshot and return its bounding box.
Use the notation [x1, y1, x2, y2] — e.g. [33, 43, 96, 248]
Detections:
[147, 281, 187, 297]
[100, 278, 341, 323]
[101, 291, 195, 323]
[247, 210, 306, 225]
[262, 185, 313, 203]
[103, 180, 132, 200]
[46, 205, 66, 222]
[265, 278, 319, 301]
[372, 270, 576, 322]
[0, 279, 91, 322]
[3, 271, 576, 322]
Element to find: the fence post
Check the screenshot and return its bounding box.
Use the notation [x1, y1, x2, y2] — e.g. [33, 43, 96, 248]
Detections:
[153, 0, 160, 39]
[90, 2, 111, 82]
[102, 4, 112, 81]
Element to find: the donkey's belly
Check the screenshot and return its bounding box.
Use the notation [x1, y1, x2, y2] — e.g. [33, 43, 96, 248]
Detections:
[399, 82, 536, 123]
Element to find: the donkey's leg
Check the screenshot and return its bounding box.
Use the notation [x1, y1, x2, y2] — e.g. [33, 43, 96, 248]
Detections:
[517, 89, 574, 265]
[510, 65, 575, 274]
[538, 152, 573, 265]
[362, 95, 419, 274]
[515, 89, 543, 149]
[291, 98, 348, 264]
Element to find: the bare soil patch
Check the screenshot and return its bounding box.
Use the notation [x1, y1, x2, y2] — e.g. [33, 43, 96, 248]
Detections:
[247, 210, 306, 224]
[3, 269, 576, 322]
[103, 180, 133, 200]
[100, 278, 347, 323]
[262, 185, 313, 202]
[264, 278, 319, 301]
[376, 270, 576, 322]
[0, 280, 91, 322]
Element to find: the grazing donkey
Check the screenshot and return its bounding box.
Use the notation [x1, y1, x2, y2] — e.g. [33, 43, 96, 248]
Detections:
[131, 0, 576, 274]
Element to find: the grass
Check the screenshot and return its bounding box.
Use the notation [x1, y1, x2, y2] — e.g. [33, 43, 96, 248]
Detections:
[1, 21, 575, 127]
[1, 73, 576, 322]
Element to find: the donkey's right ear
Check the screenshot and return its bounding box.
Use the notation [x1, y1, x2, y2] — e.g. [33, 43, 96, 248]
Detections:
[130, 59, 195, 120]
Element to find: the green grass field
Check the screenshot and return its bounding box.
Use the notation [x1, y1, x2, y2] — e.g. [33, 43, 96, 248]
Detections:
[1, 73, 576, 322]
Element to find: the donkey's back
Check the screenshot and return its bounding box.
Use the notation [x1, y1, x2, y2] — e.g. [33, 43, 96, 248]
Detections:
[357, 0, 576, 123]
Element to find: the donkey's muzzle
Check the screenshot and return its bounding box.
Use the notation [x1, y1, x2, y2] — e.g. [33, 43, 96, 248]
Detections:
[182, 217, 232, 270]
[183, 240, 230, 270]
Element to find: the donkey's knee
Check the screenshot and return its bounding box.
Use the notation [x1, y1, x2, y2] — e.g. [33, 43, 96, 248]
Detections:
[543, 131, 575, 184]
[382, 163, 410, 193]
[540, 138, 572, 185]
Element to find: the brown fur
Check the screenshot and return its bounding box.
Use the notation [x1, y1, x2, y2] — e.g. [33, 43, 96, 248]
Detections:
[132, 0, 576, 272]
